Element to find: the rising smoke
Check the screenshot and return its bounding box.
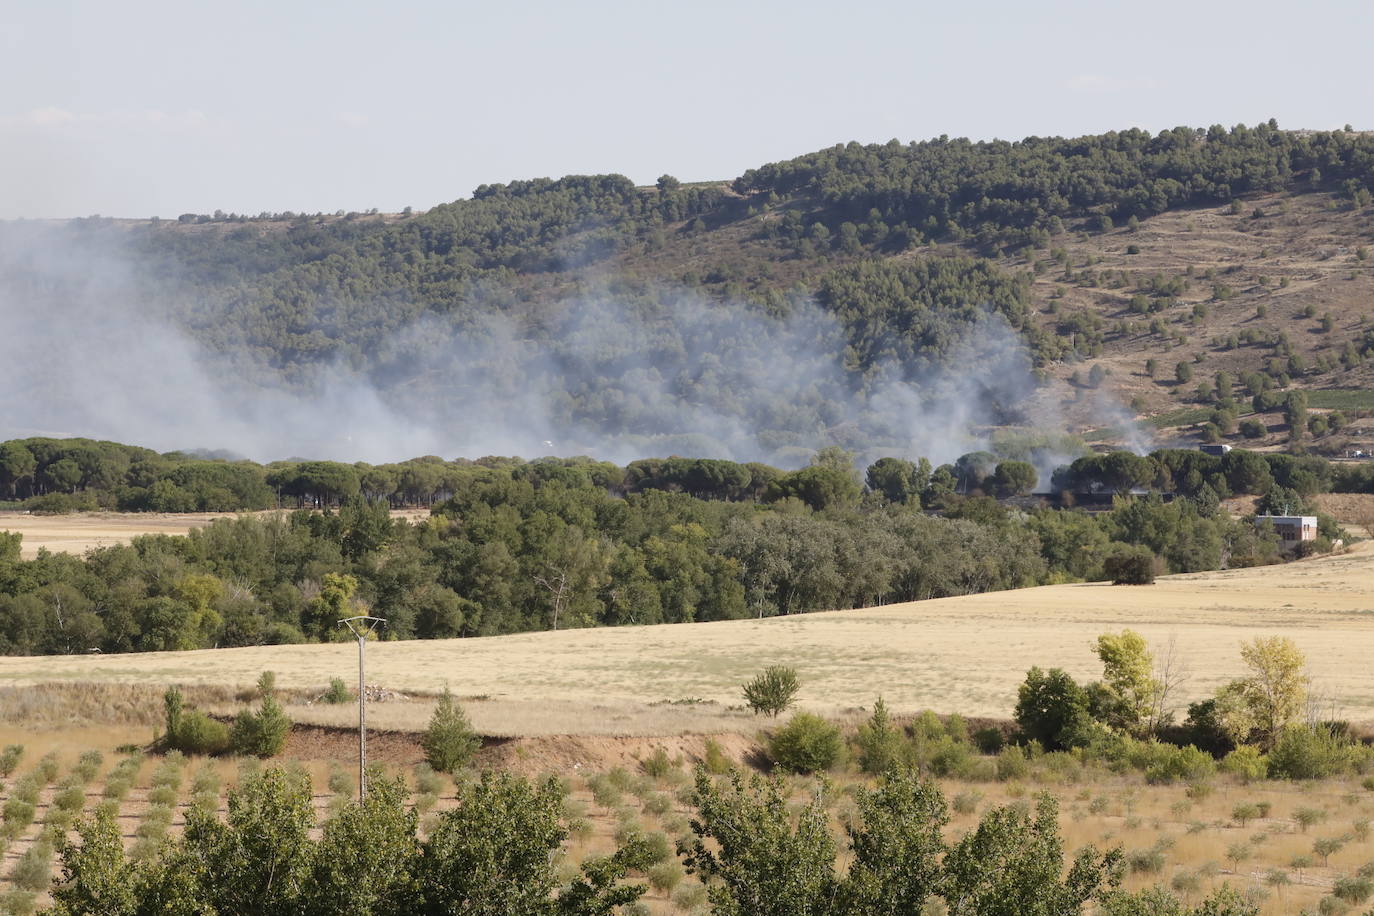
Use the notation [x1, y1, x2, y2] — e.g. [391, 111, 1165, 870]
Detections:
[0, 221, 1144, 475]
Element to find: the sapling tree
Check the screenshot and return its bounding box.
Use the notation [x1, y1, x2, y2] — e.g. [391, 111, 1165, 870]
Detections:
[421, 689, 480, 773]
[741, 665, 800, 717]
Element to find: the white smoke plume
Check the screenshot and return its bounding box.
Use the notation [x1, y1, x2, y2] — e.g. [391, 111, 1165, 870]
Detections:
[0, 221, 1142, 473]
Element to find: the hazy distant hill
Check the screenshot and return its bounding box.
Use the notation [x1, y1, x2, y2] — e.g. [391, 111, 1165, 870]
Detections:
[4, 121, 1374, 461]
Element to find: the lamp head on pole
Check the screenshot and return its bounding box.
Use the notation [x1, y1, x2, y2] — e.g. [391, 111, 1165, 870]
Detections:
[338, 615, 386, 639]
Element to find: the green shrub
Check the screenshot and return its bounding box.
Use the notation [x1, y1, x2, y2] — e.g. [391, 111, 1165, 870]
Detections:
[150, 756, 184, 790]
[171, 709, 231, 755]
[587, 773, 622, 808]
[413, 763, 444, 797]
[648, 861, 684, 894]
[328, 765, 355, 798]
[1220, 745, 1269, 782]
[944, 713, 969, 742]
[1014, 667, 1091, 751]
[12, 774, 41, 804]
[190, 765, 220, 797]
[612, 813, 643, 847]
[640, 747, 676, 779]
[742, 665, 800, 717]
[605, 767, 634, 791]
[2, 799, 35, 836]
[972, 727, 1005, 754]
[671, 882, 708, 910]
[1315, 835, 1347, 866]
[1144, 744, 1216, 785]
[421, 689, 480, 773]
[643, 792, 672, 816]
[68, 751, 102, 785]
[191, 791, 219, 815]
[141, 804, 174, 829]
[0, 745, 22, 778]
[8, 841, 52, 892]
[995, 746, 1029, 781]
[1294, 806, 1328, 831]
[911, 710, 945, 740]
[855, 698, 903, 775]
[1126, 844, 1166, 874]
[1268, 725, 1355, 780]
[639, 830, 673, 865]
[35, 753, 59, 783]
[952, 790, 982, 814]
[148, 784, 178, 806]
[768, 712, 844, 773]
[322, 677, 351, 704]
[1103, 546, 1156, 584]
[53, 785, 86, 813]
[702, 738, 733, 775]
[230, 694, 290, 758]
[1333, 876, 1374, 905]
[918, 735, 975, 778]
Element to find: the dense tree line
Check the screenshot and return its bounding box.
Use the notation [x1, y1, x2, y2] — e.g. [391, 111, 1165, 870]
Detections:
[0, 441, 1303, 656]
[15, 433, 1370, 515]
[736, 121, 1374, 252]
[0, 439, 275, 512]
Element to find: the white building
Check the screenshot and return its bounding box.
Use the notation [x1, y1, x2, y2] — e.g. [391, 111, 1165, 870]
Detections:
[1256, 515, 1318, 548]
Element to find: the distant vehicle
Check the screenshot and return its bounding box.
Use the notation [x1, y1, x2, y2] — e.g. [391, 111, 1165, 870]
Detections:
[1198, 444, 1232, 456]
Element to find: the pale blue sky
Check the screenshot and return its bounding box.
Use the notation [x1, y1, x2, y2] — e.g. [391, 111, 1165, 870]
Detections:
[2, 0, 1371, 218]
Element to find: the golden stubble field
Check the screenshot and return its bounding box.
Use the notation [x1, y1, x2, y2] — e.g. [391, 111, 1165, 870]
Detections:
[5, 540, 1374, 738]
[0, 508, 430, 560]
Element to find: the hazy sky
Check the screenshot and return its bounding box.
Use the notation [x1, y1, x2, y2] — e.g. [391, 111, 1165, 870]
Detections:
[2, 0, 1371, 219]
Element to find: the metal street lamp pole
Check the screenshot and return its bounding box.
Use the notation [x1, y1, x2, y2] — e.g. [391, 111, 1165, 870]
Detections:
[338, 615, 385, 800]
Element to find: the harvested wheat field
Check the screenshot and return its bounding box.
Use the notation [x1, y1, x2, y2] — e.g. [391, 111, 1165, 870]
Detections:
[6, 542, 1374, 736]
[0, 508, 430, 559]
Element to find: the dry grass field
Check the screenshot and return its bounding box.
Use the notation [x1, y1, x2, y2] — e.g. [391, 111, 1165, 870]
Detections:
[0, 508, 429, 559]
[5, 539, 1374, 737]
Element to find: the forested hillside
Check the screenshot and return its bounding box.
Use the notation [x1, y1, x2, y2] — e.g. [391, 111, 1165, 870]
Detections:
[5, 121, 1374, 464]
